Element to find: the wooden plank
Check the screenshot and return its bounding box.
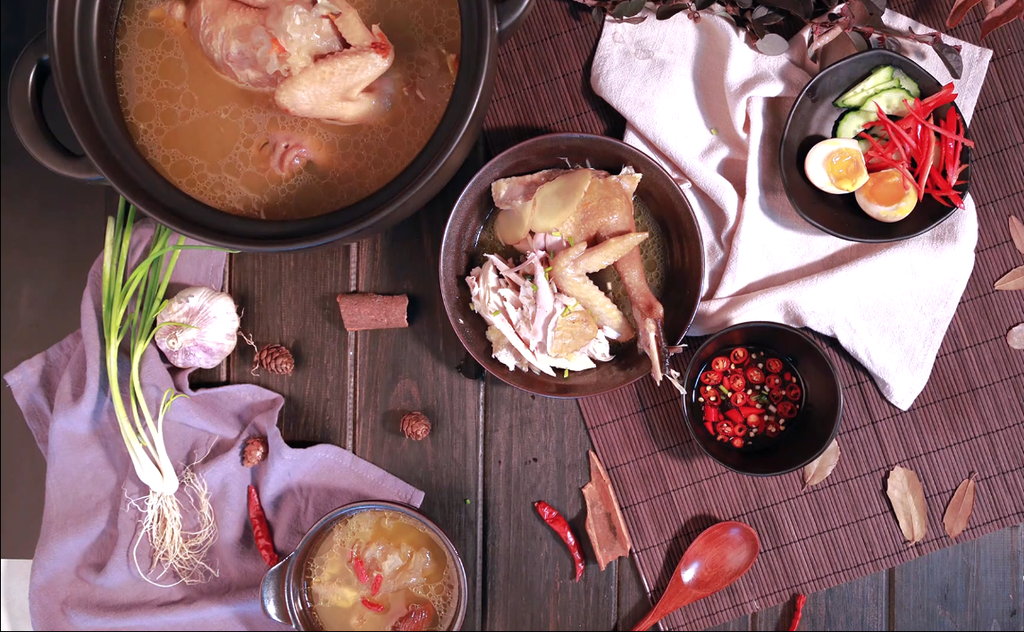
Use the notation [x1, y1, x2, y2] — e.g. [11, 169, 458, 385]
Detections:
[228, 242, 352, 447]
[893, 525, 1023, 631]
[351, 152, 486, 630]
[483, 381, 618, 630]
[751, 572, 887, 631]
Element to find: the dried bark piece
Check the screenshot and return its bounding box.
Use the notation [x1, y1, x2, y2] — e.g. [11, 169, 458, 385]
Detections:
[802, 439, 840, 489]
[1010, 215, 1024, 256]
[994, 265, 1024, 291]
[942, 474, 977, 539]
[337, 293, 409, 331]
[886, 465, 928, 544]
[581, 450, 632, 571]
[1008, 324, 1024, 350]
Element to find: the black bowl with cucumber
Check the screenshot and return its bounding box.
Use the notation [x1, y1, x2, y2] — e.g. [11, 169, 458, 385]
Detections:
[780, 49, 971, 243]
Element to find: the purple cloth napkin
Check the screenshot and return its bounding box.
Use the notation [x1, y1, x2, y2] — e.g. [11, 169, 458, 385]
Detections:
[3, 220, 424, 631]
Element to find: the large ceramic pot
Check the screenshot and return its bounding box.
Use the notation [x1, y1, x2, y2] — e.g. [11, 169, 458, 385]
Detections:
[8, 0, 532, 250]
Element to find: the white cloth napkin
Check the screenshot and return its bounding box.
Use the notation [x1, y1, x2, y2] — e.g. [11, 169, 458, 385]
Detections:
[591, 11, 992, 410]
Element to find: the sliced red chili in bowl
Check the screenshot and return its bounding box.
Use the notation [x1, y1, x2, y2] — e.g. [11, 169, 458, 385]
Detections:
[730, 347, 749, 365]
[705, 390, 722, 406]
[765, 358, 784, 373]
[777, 401, 798, 419]
[730, 391, 748, 407]
[716, 421, 735, 437]
[711, 356, 731, 372]
[731, 437, 745, 448]
[769, 388, 786, 404]
[703, 404, 721, 422]
[765, 374, 782, 389]
[765, 422, 780, 437]
[700, 370, 723, 385]
[733, 423, 749, 437]
[785, 383, 802, 401]
[745, 367, 765, 384]
[704, 420, 715, 435]
[725, 374, 746, 392]
[699, 384, 717, 398]
[746, 414, 763, 428]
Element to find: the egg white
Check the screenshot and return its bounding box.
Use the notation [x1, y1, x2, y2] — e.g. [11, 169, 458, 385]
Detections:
[804, 138, 869, 195]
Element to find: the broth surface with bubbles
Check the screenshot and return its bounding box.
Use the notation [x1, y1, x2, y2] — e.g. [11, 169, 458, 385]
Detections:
[115, 0, 460, 219]
[305, 510, 458, 631]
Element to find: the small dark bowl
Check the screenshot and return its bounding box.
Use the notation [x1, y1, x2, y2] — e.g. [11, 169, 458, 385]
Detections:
[780, 48, 971, 243]
[440, 133, 705, 397]
[681, 322, 843, 476]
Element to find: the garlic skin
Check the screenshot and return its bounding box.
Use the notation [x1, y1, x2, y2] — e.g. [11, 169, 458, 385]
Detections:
[155, 286, 240, 369]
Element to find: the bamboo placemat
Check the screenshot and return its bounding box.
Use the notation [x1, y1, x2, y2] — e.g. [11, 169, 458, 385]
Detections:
[482, 1, 1024, 629]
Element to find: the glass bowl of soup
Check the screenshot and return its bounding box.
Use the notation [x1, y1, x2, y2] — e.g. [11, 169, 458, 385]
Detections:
[261, 501, 467, 631]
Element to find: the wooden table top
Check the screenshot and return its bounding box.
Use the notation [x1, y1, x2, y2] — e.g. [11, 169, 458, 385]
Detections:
[1, 0, 1021, 630]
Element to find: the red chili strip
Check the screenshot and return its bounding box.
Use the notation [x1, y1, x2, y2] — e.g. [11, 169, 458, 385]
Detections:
[903, 107, 974, 148]
[787, 593, 807, 630]
[353, 557, 370, 584]
[361, 598, 386, 613]
[371, 573, 383, 596]
[534, 501, 585, 582]
[247, 485, 279, 567]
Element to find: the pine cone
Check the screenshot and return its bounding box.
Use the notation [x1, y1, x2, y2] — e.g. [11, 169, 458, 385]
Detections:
[255, 344, 294, 375]
[242, 436, 268, 467]
[400, 412, 431, 441]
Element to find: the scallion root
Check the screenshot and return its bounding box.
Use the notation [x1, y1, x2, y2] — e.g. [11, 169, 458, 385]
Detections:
[131, 468, 218, 587]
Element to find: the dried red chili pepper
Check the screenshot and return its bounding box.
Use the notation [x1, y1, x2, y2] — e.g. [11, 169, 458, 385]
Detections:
[371, 573, 383, 596]
[247, 485, 279, 567]
[788, 593, 807, 631]
[534, 501, 585, 582]
[353, 556, 370, 584]
[361, 598, 386, 613]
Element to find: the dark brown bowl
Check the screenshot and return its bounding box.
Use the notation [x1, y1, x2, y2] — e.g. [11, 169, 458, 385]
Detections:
[440, 133, 705, 397]
[780, 48, 971, 243]
[680, 322, 843, 476]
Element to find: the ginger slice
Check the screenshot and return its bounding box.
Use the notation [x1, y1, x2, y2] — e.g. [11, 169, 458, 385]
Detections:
[582, 450, 632, 571]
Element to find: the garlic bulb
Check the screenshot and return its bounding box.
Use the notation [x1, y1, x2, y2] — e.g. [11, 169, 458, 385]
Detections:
[155, 286, 240, 369]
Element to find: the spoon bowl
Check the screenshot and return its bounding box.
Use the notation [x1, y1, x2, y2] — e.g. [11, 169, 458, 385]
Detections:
[631, 521, 759, 631]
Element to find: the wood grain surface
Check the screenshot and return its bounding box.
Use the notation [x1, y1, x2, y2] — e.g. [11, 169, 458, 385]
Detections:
[0, 0, 1020, 630]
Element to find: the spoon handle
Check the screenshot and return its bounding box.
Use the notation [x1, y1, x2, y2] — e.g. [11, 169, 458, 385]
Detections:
[630, 607, 666, 631]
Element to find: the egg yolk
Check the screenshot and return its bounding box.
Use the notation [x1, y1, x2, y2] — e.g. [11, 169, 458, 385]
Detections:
[824, 148, 866, 191]
[861, 169, 909, 207]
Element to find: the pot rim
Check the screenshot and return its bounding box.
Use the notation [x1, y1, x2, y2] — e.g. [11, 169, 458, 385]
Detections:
[47, 0, 500, 250]
[279, 500, 469, 631]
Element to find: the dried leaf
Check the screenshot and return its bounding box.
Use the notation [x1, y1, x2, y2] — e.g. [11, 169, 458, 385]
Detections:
[610, 0, 645, 19]
[802, 439, 841, 488]
[656, 3, 689, 20]
[942, 474, 977, 538]
[931, 39, 964, 79]
[581, 451, 632, 571]
[994, 265, 1024, 291]
[755, 33, 790, 55]
[695, 0, 718, 10]
[1008, 323, 1024, 350]
[592, 6, 606, 24]
[946, 0, 986, 28]
[887, 465, 928, 544]
[981, 0, 1024, 39]
[1009, 215, 1024, 255]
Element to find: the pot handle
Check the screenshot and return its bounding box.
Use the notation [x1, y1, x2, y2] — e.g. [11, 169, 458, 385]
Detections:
[7, 32, 103, 182]
[260, 554, 293, 627]
[496, 0, 534, 45]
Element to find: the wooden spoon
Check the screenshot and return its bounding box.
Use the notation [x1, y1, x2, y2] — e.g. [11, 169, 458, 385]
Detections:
[631, 521, 760, 631]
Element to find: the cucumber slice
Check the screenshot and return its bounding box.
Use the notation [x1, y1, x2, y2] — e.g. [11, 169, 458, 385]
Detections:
[837, 78, 900, 108]
[892, 69, 921, 98]
[835, 109, 879, 139]
[833, 66, 895, 108]
[860, 88, 915, 117]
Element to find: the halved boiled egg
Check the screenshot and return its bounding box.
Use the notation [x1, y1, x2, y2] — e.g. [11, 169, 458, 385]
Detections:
[855, 168, 918, 223]
[804, 138, 869, 194]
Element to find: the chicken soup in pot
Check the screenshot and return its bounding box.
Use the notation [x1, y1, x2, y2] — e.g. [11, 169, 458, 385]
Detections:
[115, 0, 460, 219]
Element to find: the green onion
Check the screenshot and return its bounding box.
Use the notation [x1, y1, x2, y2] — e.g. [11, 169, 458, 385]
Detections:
[492, 310, 501, 316]
[562, 305, 572, 317]
[718, 385, 730, 395]
[469, 303, 477, 312]
[101, 198, 229, 585]
[568, 236, 575, 247]
[563, 369, 569, 378]
[531, 283, 538, 292]
[551, 230, 561, 237]
[544, 266, 552, 272]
